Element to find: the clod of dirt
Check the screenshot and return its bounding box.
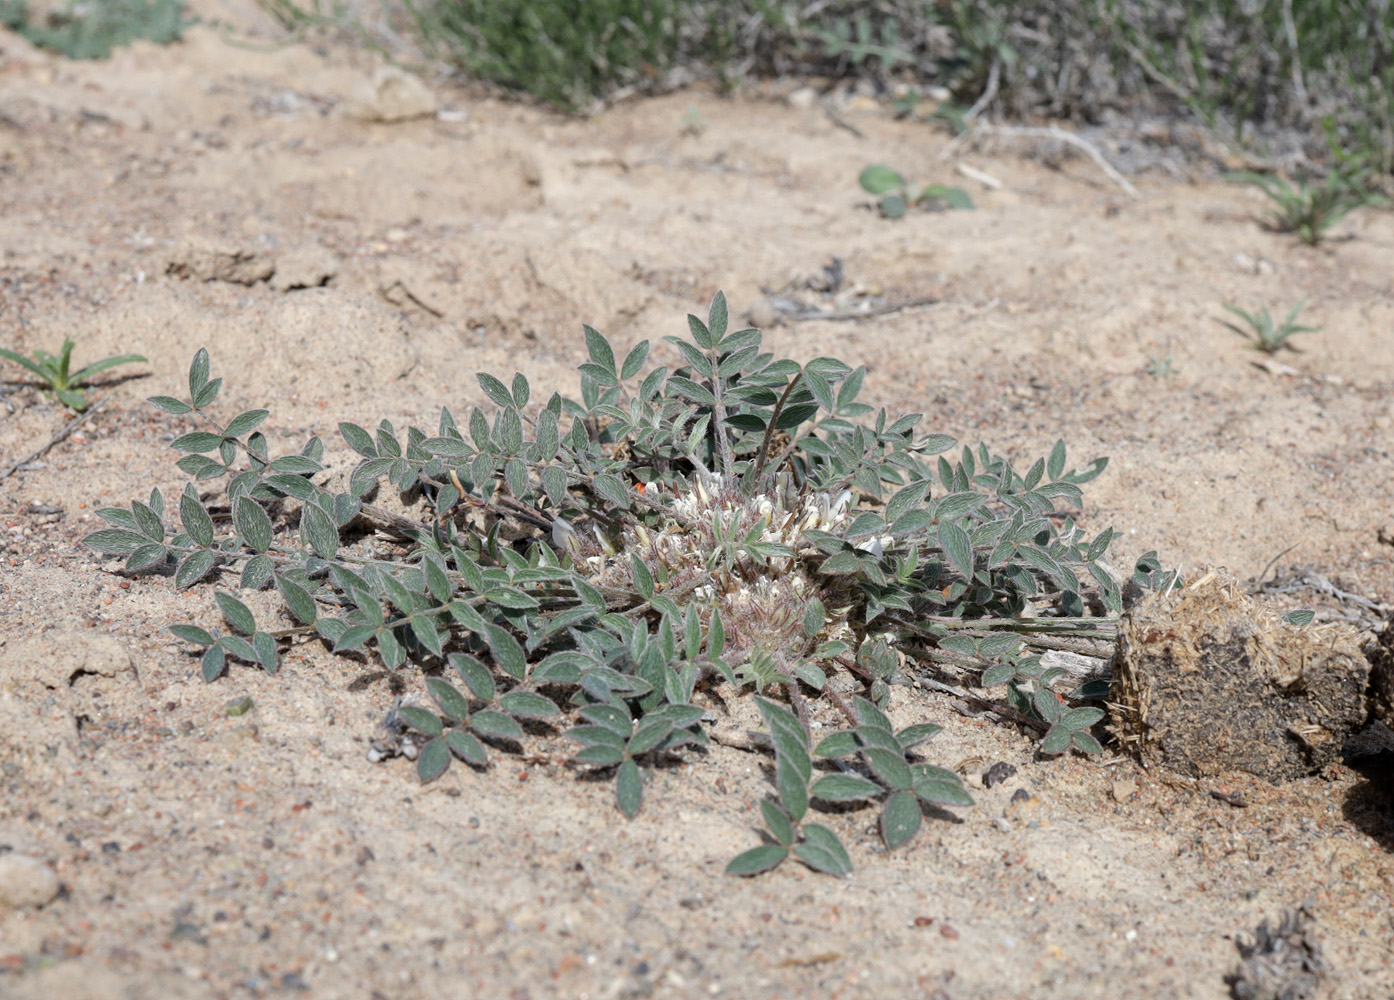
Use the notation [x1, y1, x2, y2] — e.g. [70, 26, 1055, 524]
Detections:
[2, 629, 134, 689]
[1110, 569, 1369, 781]
[983, 761, 1017, 787]
[1226, 904, 1327, 1000]
[343, 66, 436, 123]
[1367, 604, 1394, 727]
[268, 245, 338, 292]
[166, 244, 274, 285]
[0, 854, 60, 910]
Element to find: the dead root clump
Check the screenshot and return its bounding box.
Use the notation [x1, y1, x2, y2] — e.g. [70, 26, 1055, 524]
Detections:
[1109, 568, 1371, 781]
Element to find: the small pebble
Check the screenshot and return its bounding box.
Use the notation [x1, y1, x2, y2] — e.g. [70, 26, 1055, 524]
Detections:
[224, 696, 254, 717]
[1111, 779, 1137, 803]
[216, 723, 260, 746]
[0, 854, 60, 909]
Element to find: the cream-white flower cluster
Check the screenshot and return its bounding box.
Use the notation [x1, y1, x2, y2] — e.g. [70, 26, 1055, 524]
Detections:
[587, 474, 860, 663]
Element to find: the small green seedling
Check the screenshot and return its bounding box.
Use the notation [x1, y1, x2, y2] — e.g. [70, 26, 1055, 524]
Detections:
[0, 337, 147, 410]
[1144, 355, 1177, 378]
[1225, 169, 1388, 246]
[1221, 300, 1319, 354]
[859, 165, 974, 219]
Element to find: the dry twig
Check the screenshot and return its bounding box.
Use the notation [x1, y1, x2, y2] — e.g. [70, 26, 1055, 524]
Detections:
[942, 123, 1138, 198]
[1, 397, 108, 481]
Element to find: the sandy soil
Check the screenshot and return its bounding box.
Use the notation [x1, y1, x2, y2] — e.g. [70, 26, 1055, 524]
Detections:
[2, 3, 1392, 998]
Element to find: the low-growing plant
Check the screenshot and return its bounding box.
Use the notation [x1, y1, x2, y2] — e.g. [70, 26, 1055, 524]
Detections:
[0, 337, 147, 411]
[810, 13, 914, 75]
[0, 0, 189, 59]
[86, 292, 1154, 875]
[858, 165, 974, 219]
[1144, 355, 1177, 378]
[1222, 300, 1319, 353]
[1225, 168, 1389, 246]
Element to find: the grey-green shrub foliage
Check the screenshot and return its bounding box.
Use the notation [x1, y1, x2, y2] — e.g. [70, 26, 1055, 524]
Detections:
[87, 293, 1133, 875]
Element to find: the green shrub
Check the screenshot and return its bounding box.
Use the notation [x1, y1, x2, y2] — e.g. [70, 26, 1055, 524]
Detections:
[0, 0, 190, 59]
[407, 0, 682, 112]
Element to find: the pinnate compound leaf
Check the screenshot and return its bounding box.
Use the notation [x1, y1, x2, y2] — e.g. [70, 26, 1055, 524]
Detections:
[794, 824, 852, 876]
[726, 844, 788, 877]
[416, 737, 450, 783]
[880, 790, 922, 849]
[616, 758, 643, 818]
